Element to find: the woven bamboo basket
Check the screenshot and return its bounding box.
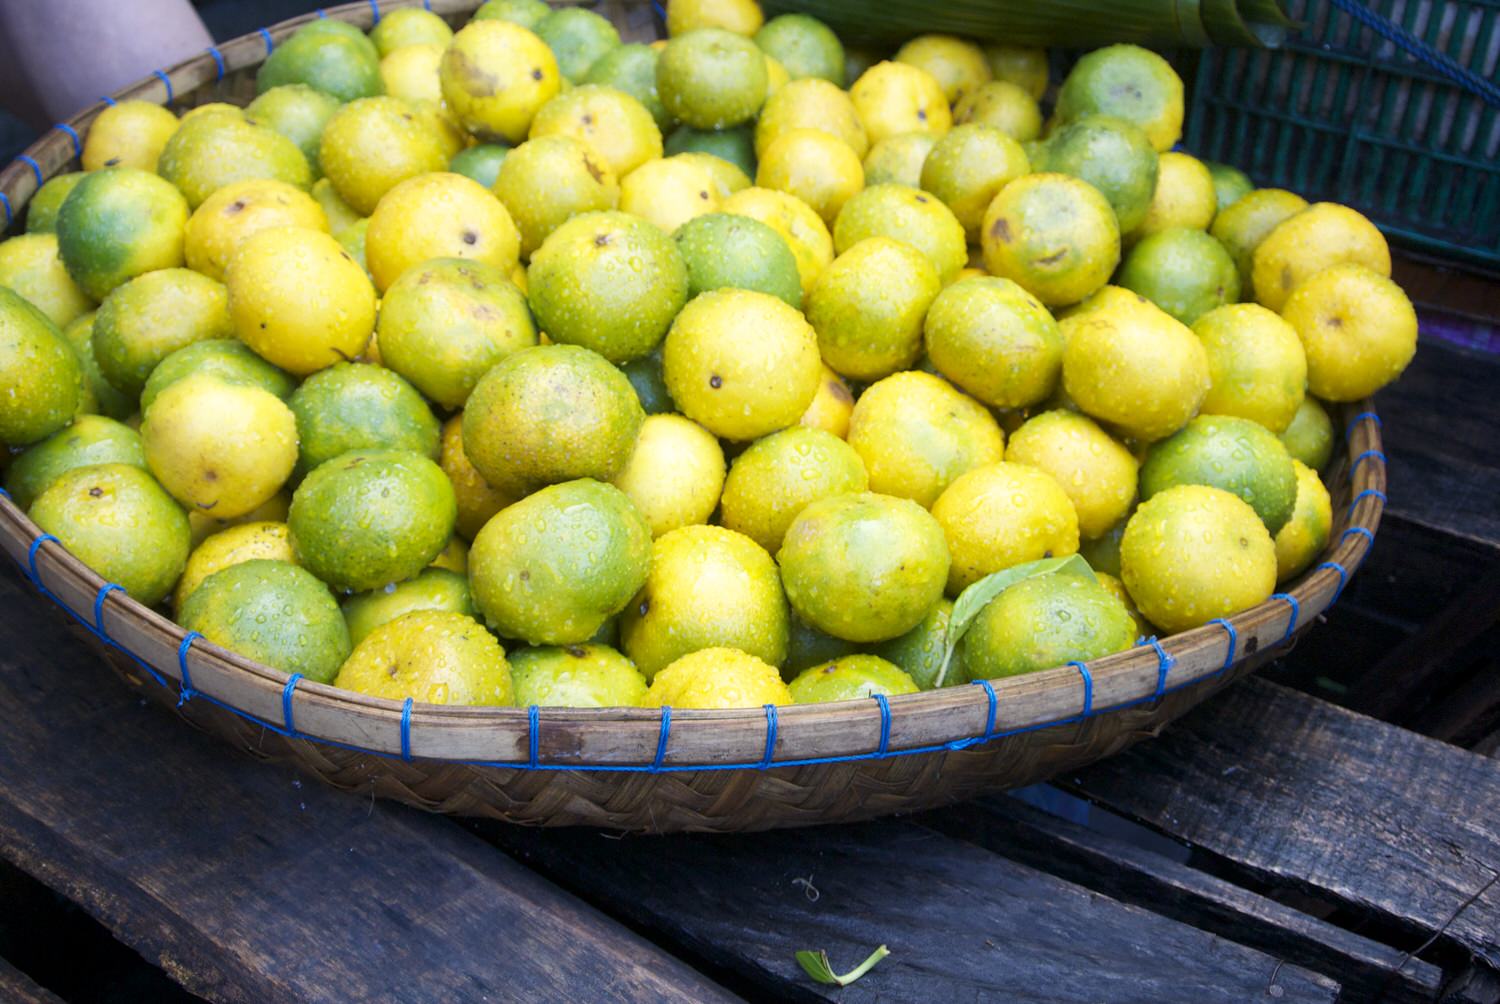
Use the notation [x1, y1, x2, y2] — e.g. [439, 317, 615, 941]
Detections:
[0, 0, 1389, 832]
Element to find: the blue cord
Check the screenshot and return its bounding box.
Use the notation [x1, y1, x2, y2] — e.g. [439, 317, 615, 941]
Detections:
[1352, 449, 1387, 472]
[1327, 0, 1500, 107]
[0, 191, 10, 226]
[873, 693, 891, 755]
[27, 534, 57, 583]
[1273, 592, 1301, 641]
[176, 631, 200, 706]
[971, 678, 998, 740]
[651, 706, 671, 769]
[54, 123, 82, 157]
[400, 697, 414, 761]
[92, 583, 123, 633]
[761, 704, 778, 767]
[281, 673, 303, 734]
[1208, 618, 1238, 672]
[1342, 526, 1376, 547]
[1319, 560, 1350, 602]
[16, 155, 42, 188]
[207, 46, 226, 81]
[259, 28, 275, 54]
[1349, 488, 1388, 514]
[1069, 661, 1094, 716]
[1146, 637, 1174, 698]
[367, 0, 381, 22]
[1345, 410, 1382, 441]
[99, 95, 117, 106]
[527, 704, 540, 767]
[153, 69, 173, 104]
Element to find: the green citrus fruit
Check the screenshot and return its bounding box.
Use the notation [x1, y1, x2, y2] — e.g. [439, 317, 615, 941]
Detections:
[1279, 396, 1334, 471]
[1032, 115, 1158, 233]
[674, 212, 802, 308]
[658, 29, 768, 129]
[586, 44, 672, 132]
[288, 362, 440, 478]
[1005, 410, 1138, 540]
[963, 570, 1136, 679]
[342, 567, 476, 646]
[5, 415, 145, 511]
[157, 114, 313, 210]
[0, 233, 93, 329]
[509, 643, 647, 707]
[719, 426, 868, 552]
[833, 183, 966, 282]
[140, 339, 294, 414]
[861, 132, 936, 188]
[181, 559, 349, 680]
[25, 172, 85, 234]
[1206, 161, 1253, 213]
[754, 14, 844, 83]
[1280, 263, 1416, 402]
[449, 143, 511, 188]
[535, 6, 621, 83]
[870, 597, 969, 689]
[788, 654, 917, 703]
[1140, 415, 1299, 534]
[981, 172, 1120, 307]
[56, 167, 188, 301]
[1054, 44, 1184, 152]
[92, 268, 233, 398]
[173, 520, 296, 610]
[923, 276, 1061, 409]
[807, 236, 940, 381]
[1209, 188, 1308, 300]
[245, 84, 342, 178]
[1274, 460, 1333, 584]
[932, 461, 1080, 594]
[335, 610, 513, 705]
[1116, 227, 1240, 325]
[257, 22, 382, 103]
[0, 287, 82, 447]
[1193, 303, 1307, 434]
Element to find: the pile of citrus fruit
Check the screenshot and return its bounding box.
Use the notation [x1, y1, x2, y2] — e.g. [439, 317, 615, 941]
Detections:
[0, 0, 1416, 712]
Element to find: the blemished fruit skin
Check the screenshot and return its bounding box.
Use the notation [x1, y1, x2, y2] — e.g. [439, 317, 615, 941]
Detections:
[869, 597, 969, 689]
[462, 343, 644, 496]
[833, 183, 966, 283]
[982, 172, 1121, 308]
[318, 97, 452, 215]
[55, 167, 189, 302]
[641, 647, 792, 709]
[182, 559, 349, 681]
[932, 461, 1081, 595]
[719, 426, 867, 553]
[674, 212, 803, 309]
[920, 124, 1030, 241]
[1005, 410, 1138, 540]
[335, 610, 513, 705]
[440, 20, 561, 143]
[495, 135, 620, 257]
[509, 643, 647, 707]
[0, 287, 82, 448]
[1252, 202, 1392, 313]
[0, 233, 93, 329]
[963, 571, 1137, 679]
[288, 362, 441, 478]
[1031, 115, 1158, 234]
[92, 268, 235, 399]
[1121, 484, 1277, 633]
[288, 449, 457, 593]
[777, 492, 950, 643]
[620, 523, 789, 679]
[341, 567, 477, 646]
[174, 520, 296, 611]
[527, 211, 689, 363]
[657, 28, 768, 129]
[156, 114, 313, 211]
[363, 172, 521, 294]
[1139, 415, 1300, 535]
[184, 178, 329, 283]
[808, 237, 941, 382]
[1280, 263, 1417, 402]
[141, 339, 294, 414]
[5, 415, 146, 512]
[923, 276, 1062, 409]
[468, 478, 652, 645]
[788, 654, 918, 703]
[529, 84, 664, 179]
[29, 463, 190, 607]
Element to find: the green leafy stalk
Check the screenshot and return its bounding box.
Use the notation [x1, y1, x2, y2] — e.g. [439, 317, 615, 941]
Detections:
[796, 945, 891, 987]
[933, 554, 1096, 688]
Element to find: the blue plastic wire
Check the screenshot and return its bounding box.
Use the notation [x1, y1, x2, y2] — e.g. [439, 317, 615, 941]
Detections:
[1352, 449, 1387, 472]
[0, 191, 11, 226]
[1342, 526, 1376, 548]
[176, 631, 201, 706]
[422, 0, 432, 9]
[1209, 618, 1238, 672]
[54, 123, 82, 157]
[99, 94, 117, 106]
[16, 155, 42, 188]
[400, 697, 414, 761]
[1146, 636, 1175, 697]
[1328, 0, 1500, 107]
[92, 583, 122, 633]
[259, 28, 275, 53]
[1069, 661, 1094, 716]
[761, 704, 778, 767]
[971, 678, 998, 740]
[1349, 488, 1388, 513]
[316, 8, 328, 17]
[27, 534, 57, 583]
[281, 673, 303, 734]
[1345, 410, 1382, 441]
[1319, 560, 1350, 602]
[1273, 592, 1301, 641]
[153, 69, 174, 103]
[873, 693, 892, 755]
[651, 707, 672, 769]
[527, 704, 540, 767]
[367, 0, 381, 22]
[207, 45, 226, 81]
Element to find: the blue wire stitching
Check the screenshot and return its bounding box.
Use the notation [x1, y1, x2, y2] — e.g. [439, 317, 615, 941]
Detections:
[27, 534, 57, 583]
[93, 583, 123, 633]
[1145, 637, 1174, 697]
[1342, 526, 1376, 548]
[527, 704, 540, 767]
[16, 155, 42, 188]
[0, 191, 10, 226]
[1273, 592, 1301, 641]
[367, 0, 381, 22]
[1208, 618, 1238, 672]
[761, 704, 778, 767]
[54, 123, 82, 157]
[281, 673, 303, 734]
[1319, 560, 1350, 602]
[99, 95, 117, 106]
[176, 632, 201, 706]
[422, 0, 432, 9]
[1352, 449, 1387, 472]
[153, 69, 174, 104]
[971, 678, 998, 740]
[316, 8, 328, 17]
[259, 28, 275, 53]
[1345, 410, 1382, 442]
[400, 697, 414, 761]
[651, 707, 672, 769]
[873, 693, 892, 754]
[1069, 661, 1094, 716]
[1328, 0, 1500, 107]
[1349, 488, 1388, 514]
[207, 46, 226, 81]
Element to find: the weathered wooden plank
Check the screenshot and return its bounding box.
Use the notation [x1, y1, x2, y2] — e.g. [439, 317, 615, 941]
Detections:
[1065, 676, 1500, 969]
[0, 957, 62, 1004]
[0, 566, 738, 1004]
[922, 793, 1444, 1003]
[482, 818, 1340, 1003]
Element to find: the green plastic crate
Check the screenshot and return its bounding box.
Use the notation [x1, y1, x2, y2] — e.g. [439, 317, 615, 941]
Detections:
[1186, 0, 1500, 268]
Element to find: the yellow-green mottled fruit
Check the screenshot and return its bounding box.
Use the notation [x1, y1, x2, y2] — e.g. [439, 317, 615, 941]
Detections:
[287, 362, 440, 478]
[658, 28, 767, 129]
[157, 114, 312, 210]
[174, 520, 296, 610]
[440, 20, 561, 144]
[789, 654, 917, 703]
[256, 23, 382, 103]
[1140, 415, 1299, 535]
[184, 178, 329, 283]
[0, 234, 93, 329]
[1279, 396, 1334, 472]
[963, 571, 1136, 679]
[245, 85, 342, 178]
[1193, 303, 1307, 434]
[92, 268, 233, 398]
[495, 135, 619, 256]
[1005, 410, 1138, 540]
[182, 559, 349, 680]
[25, 173, 85, 234]
[754, 13, 845, 84]
[755, 77, 866, 159]
[509, 643, 647, 707]
[81, 100, 178, 172]
[981, 172, 1120, 308]
[56, 168, 188, 302]
[335, 610, 513, 705]
[641, 647, 792, 708]
[462, 343, 643, 496]
[60, 313, 133, 421]
[526, 211, 688, 363]
[920, 125, 1029, 241]
[869, 598, 968, 689]
[371, 7, 453, 56]
[861, 132, 936, 188]
[1209, 188, 1308, 300]
[0, 287, 82, 447]
[1275, 460, 1333, 584]
[318, 97, 451, 215]
[848, 371, 1005, 509]
[140, 339, 294, 414]
[952, 80, 1042, 141]
[1117, 228, 1241, 326]
[475, 0, 551, 27]
[923, 276, 1061, 409]
[341, 567, 476, 646]
[1055, 44, 1184, 152]
[932, 461, 1080, 595]
[29, 462, 189, 605]
[377, 258, 536, 411]
[468, 478, 651, 645]
[1280, 263, 1416, 402]
[620, 523, 788, 679]
[719, 426, 868, 553]
[833, 183, 966, 282]
[5, 415, 145, 511]
[674, 211, 803, 309]
[849, 61, 951, 146]
[1031, 115, 1158, 234]
[807, 236, 940, 382]
[529, 84, 663, 179]
[439, 414, 516, 542]
[777, 491, 950, 643]
[1121, 484, 1276, 633]
[288, 449, 456, 593]
[363, 171, 520, 294]
[585, 44, 672, 133]
[536, 7, 621, 83]
[142, 373, 298, 520]
[612, 413, 725, 537]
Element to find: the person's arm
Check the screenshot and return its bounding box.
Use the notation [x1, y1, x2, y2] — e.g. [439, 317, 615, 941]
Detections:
[0, 0, 213, 128]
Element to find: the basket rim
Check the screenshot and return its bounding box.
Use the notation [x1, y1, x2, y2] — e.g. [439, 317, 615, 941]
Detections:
[0, 0, 1388, 770]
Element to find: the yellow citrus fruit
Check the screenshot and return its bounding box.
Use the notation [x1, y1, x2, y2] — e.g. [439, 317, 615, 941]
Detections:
[981, 172, 1120, 307]
[1005, 410, 1138, 540]
[371, 7, 453, 56]
[440, 20, 561, 143]
[157, 114, 312, 210]
[920, 125, 1030, 242]
[379, 42, 445, 104]
[620, 155, 722, 233]
[833, 182, 967, 282]
[1130, 151, 1217, 241]
[755, 78, 868, 158]
[953, 80, 1042, 141]
[861, 131, 938, 188]
[848, 370, 1005, 509]
[509, 644, 647, 707]
[81, 99, 178, 172]
[184, 178, 329, 283]
[932, 461, 1080, 594]
[318, 97, 452, 215]
[188, 490, 289, 548]
[1193, 303, 1307, 433]
[641, 647, 792, 709]
[1251, 202, 1392, 313]
[335, 610, 514, 706]
[984, 43, 1048, 99]
[666, 0, 763, 36]
[1280, 263, 1416, 402]
[894, 35, 992, 105]
[1210, 188, 1309, 300]
[0, 234, 93, 329]
[1275, 460, 1332, 583]
[439, 414, 516, 540]
[91, 267, 235, 398]
[174, 520, 295, 610]
[1122, 484, 1276, 633]
[798, 364, 854, 438]
[756, 128, 864, 224]
[1094, 570, 1153, 639]
[25, 172, 85, 235]
[850, 60, 952, 146]
[3, 414, 145, 510]
[612, 413, 726, 536]
[225, 226, 376, 376]
[922, 275, 1061, 409]
[428, 536, 469, 575]
[963, 570, 1137, 678]
[807, 236, 941, 382]
[788, 654, 919, 703]
[495, 134, 620, 257]
[721, 186, 834, 298]
[529, 84, 664, 178]
[1055, 43, 1184, 152]
[364, 172, 520, 293]
[719, 426, 869, 552]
